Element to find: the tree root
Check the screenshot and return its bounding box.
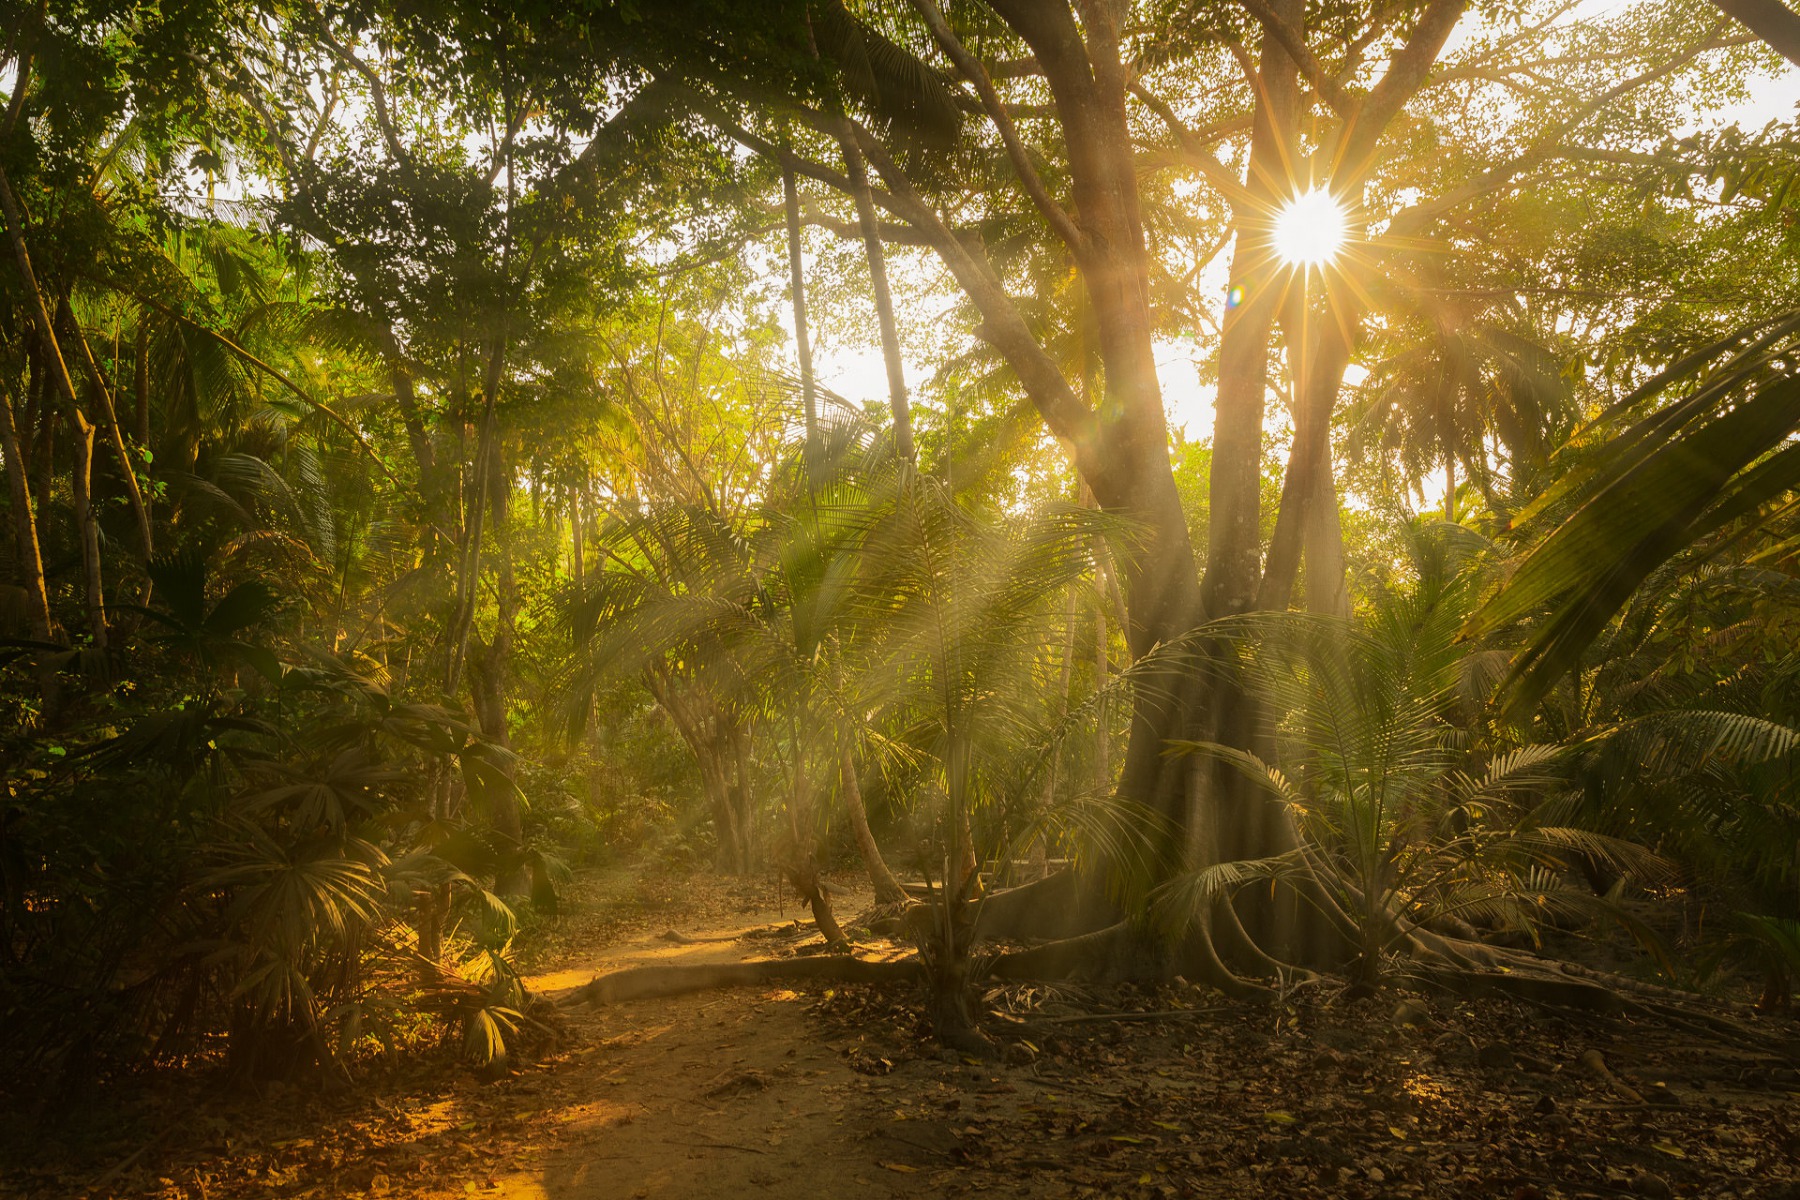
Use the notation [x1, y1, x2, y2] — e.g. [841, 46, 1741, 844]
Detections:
[970, 870, 1119, 942]
[985, 918, 1270, 999]
[559, 956, 921, 1007]
[1404, 933, 1785, 1053]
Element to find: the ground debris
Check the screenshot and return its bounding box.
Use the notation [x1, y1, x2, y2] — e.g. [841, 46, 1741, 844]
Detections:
[8, 868, 1799, 1200]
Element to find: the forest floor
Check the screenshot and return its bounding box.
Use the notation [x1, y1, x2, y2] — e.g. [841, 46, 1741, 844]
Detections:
[8, 862, 1800, 1200]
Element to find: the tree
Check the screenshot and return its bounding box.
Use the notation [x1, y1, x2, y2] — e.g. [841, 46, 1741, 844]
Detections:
[484, 0, 1770, 985]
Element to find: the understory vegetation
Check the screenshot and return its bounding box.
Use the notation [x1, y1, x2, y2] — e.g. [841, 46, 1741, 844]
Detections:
[5, 0, 1800, 1110]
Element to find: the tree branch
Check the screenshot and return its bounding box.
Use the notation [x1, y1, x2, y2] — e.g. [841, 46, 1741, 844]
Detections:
[906, 0, 1086, 252]
[1709, 0, 1800, 66]
[1385, 32, 1745, 236]
[0, 0, 44, 141]
[1235, 0, 1355, 117]
[1129, 83, 1256, 211]
[310, 17, 412, 169]
[848, 128, 1100, 459]
[1340, 0, 1470, 174]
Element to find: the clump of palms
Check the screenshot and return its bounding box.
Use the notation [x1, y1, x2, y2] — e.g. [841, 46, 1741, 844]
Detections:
[557, 420, 1141, 1047]
[840, 462, 1140, 1047]
[1166, 528, 1668, 987]
[0, 570, 545, 1086]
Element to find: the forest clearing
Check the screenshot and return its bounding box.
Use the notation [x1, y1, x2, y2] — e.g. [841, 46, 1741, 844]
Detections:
[7, 0, 1800, 1195]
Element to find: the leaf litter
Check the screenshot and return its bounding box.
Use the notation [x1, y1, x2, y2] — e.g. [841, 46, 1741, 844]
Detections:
[4, 867, 1798, 1200]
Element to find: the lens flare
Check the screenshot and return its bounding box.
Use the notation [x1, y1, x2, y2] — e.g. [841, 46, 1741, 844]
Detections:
[1272, 188, 1348, 267]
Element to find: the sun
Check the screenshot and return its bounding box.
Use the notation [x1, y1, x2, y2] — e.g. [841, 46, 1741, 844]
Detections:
[1271, 188, 1348, 268]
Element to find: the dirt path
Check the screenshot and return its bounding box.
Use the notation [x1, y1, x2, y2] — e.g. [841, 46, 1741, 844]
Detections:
[8, 868, 1800, 1200]
[495, 875, 948, 1200]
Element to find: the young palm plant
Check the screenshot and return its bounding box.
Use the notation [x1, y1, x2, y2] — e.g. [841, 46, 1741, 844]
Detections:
[842, 463, 1133, 1047]
[1166, 528, 1667, 986]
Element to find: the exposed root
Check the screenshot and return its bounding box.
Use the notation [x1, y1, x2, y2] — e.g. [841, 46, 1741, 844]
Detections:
[855, 897, 920, 938]
[1215, 899, 1313, 983]
[985, 918, 1268, 1000]
[970, 870, 1119, 942]
[1402, 934, 1789, 1054]
[988, 921, 1139, 982]
[559, 956, 920, 1007]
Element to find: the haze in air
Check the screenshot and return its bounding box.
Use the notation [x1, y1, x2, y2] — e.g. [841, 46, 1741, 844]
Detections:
[3, 1, 1800, 1196]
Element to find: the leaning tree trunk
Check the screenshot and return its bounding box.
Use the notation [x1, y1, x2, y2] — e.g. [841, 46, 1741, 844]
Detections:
[479, 433, 523, 855]
[68, 409, 105, 649]
[840, 135, 914, 462]
[841, 742, 906, 905]
[784, 745, 846, 945]
[0, 375, 59, 707]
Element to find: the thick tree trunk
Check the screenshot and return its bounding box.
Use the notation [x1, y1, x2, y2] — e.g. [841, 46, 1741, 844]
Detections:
[1202, 0, 1301, 620]
[1259, 293, 1357, 613]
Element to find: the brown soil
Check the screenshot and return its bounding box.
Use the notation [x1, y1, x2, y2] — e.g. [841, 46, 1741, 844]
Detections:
[7, 867, 1800, 1200]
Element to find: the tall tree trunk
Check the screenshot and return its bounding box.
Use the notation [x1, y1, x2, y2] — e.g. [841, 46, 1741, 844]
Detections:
[1258, 291, 1357, 613]
[133, 313, 151, 447]
[728, 720, 756, 872]
[840, 137, 913, 461]
[841, 742, 906, 904]
[782, 165, 818, 459]
[0, 160, 140, 589]
[31, 403, 53, 540]
[68, 410, 105, 649]
[481, 434, 523, 850]
[1302, 466, 1350, 618]
[0, 379, 53, 645]
[445, 341, 504, 695]
[1094, 565, 1110, 789]
[60, 301, 152, 561]
[569, 487, 584, 582]
[784, 745, 846, 943]
[1202, 0, 1302, 620]
[380, 327, 437, 480]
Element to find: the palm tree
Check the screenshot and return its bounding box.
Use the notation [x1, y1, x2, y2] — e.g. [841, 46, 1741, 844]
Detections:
[1470, 311, 1800, 713]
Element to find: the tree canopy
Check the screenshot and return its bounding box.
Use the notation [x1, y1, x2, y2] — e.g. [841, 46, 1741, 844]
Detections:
[4, 0, 1800, 1120]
